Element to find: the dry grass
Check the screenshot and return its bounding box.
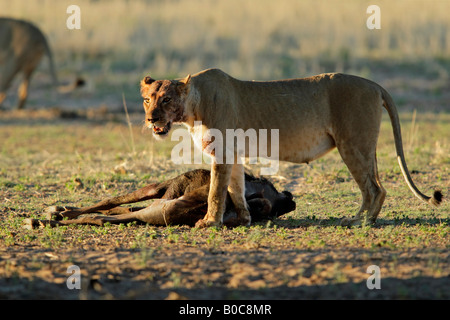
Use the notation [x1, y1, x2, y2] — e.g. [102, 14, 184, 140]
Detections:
[2, 0, 449, 113]
[3, 0, 450, 79]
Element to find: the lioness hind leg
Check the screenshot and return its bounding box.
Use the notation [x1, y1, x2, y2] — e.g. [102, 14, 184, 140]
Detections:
[337, 144, 386, 227]
[0, 62, 19, 107]
[17, 72, 31, 110]
[0, 91, 6, 107]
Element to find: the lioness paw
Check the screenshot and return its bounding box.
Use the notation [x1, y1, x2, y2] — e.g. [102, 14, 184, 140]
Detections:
[340, 216, 372, 227]
[195, 219, 222, 229]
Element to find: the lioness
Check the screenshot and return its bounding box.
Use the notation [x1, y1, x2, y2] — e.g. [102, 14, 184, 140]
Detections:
[0, 18, 83, 109]
[140, 68, 442, 227]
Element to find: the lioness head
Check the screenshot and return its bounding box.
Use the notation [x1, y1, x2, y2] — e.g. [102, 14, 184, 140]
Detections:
[140, 75, 191, 139]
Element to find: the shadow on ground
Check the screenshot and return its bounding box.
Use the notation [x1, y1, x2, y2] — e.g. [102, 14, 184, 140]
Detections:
[274, 217, 449, 228]
[1, 275, 448, 299]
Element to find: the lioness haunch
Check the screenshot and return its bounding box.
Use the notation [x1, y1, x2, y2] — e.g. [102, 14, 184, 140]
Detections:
[24, 169, 295, 229]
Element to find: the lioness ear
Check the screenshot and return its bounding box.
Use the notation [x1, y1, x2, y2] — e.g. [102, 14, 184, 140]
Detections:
[140, 76, 155, 96]
[141, 76, 155, 86]
[179, 74, 191, 86]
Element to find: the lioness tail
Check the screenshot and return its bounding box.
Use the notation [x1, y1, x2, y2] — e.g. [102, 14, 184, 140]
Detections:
[380, 87, 443, 207]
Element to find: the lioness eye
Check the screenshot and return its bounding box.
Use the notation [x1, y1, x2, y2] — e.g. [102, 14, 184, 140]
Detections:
[162, 97, 171, 103]
[144, 98, 150, 104]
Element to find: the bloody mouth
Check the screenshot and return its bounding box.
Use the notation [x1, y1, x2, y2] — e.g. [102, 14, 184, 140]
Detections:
[152, 122, 171, 136]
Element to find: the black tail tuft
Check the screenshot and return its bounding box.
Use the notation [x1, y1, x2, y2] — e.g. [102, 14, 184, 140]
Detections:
[430, 190, 443, 207]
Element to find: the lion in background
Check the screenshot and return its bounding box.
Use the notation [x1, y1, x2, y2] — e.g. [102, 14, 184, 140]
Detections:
[0, 17, 84, 110]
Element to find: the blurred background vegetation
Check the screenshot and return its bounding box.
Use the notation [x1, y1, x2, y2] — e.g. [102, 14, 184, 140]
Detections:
[2, 0, 450, 112]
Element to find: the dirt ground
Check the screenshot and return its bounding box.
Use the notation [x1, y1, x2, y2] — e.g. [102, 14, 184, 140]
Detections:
[1, 223, 448, 300]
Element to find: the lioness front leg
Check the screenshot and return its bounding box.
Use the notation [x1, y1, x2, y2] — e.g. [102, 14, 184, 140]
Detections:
[195, 162, 232, 228]
[228, 163, 251, 226]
